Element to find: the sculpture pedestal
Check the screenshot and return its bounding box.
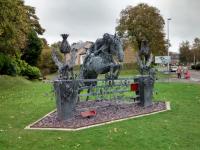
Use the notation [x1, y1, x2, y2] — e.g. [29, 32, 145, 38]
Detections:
[53, 80, 78, 121]
[134, 76, 154, 107]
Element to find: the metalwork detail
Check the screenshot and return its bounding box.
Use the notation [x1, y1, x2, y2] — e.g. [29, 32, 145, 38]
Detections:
[78, 78, 138, 102]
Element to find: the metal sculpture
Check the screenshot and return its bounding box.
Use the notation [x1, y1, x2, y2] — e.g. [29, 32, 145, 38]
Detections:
[52, 34, 77, 79]
[52, 34, 78, 120]
[80, 33, 124, 83]
[60, 34, 71, 54]
[135, 39, 155, 107]
[52, 33, 156, 121]
[136, 39, 154, 76]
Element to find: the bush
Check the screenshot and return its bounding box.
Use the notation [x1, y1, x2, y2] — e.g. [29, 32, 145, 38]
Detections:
[191, 65, 196, 70]
[191, 64, 200, 70]
[196, 64, 200, 70]
[0, 53, 41, 79]
[22, 65, 41, 79]
[14, 58, 41, 79]
[0, 53, 17, 76]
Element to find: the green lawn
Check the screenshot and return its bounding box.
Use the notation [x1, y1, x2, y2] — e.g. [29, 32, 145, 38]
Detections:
[0, 75, 200, 150]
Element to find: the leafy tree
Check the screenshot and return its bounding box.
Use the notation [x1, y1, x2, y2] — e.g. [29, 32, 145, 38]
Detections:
[191, 38, 200, 64]
[21, 30, 43, 66]
[0, 0, 44, 56]
[37, 48, 58, 75]
[41, 38, 49, 49]
[179, 41, 193, 64]
[116, 3, 166, 55]
[51, 42, 62, 50]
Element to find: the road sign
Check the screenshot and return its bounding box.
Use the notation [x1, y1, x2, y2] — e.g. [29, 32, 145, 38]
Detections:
[155, 56, 171, 64]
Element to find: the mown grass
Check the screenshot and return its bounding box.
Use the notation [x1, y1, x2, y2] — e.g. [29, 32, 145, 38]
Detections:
[0, 75, 200, 150]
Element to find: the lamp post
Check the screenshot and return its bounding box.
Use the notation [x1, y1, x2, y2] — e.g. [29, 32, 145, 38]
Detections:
[167, 18, 172, 72]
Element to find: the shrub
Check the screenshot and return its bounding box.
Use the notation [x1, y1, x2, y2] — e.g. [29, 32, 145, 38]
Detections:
[191, 65, 196, 70]
[191, 64, 200, 70]
[0, 53, 41, 79]
[14, 58, 41, 79]
[196, 64, 200, 70]
[22, 65, 41, 79]
[0, 53, 17, 76]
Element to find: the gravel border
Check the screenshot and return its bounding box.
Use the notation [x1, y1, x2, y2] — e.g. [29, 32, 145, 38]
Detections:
[25, 101, 170, 131]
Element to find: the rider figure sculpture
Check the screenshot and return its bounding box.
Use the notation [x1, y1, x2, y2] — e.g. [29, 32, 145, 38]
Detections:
[83, 33, 113, 65]
[90, 33, 113, 56]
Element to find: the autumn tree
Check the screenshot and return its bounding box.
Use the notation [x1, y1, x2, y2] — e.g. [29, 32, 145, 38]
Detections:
[37, 42, 63, 75]
[191, 38, 200, 64]
[116, 3, 166, 55]
[0, 0, 44, 56]
[179, 41, 193, 64]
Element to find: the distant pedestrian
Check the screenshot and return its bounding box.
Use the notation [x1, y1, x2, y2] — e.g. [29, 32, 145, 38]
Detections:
[184, 69, 191, 79]
[177, 65, 182, 79]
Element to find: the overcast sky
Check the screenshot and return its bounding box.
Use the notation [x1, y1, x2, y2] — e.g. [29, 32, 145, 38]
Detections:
[24, 0, 200, 53]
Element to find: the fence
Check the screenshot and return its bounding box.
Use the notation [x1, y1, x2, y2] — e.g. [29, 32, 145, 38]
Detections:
[78, 77, 139, 102]
[53, 75, 153, 120]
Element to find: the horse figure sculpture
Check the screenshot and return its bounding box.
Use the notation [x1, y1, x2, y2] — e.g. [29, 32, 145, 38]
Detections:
[80, 33, 124, 85]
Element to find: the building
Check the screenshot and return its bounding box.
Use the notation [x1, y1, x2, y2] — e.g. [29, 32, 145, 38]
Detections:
[68, 41, 137, 65]
[74, 41, 93, 65]
[123, 45, 137, 64]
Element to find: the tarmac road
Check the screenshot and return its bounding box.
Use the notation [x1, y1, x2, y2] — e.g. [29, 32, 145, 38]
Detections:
[158, 70, 200, 84]
[190, 70, 200, 81]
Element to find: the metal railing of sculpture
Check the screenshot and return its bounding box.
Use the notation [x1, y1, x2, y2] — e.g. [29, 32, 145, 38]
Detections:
[78, 78, 138, 102]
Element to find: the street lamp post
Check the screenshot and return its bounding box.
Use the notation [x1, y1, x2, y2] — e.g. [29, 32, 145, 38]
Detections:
[167, 18, 172, 72]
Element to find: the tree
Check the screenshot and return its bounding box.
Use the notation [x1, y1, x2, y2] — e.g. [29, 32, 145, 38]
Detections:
[191, 38, 200, 64]
[0, 0, 44, 56]
[21, 30, 43, 66]
[116, 3, 166, 55]
[179, 41, 193, 64]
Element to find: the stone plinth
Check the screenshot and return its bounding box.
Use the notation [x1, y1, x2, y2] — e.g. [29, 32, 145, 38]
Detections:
[53, 80, 78, 121]
[134, 76, 154, 107]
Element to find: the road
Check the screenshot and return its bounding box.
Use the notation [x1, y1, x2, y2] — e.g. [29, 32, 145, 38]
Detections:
[158, 70, 200, 84]
[190, 70, 200, 81]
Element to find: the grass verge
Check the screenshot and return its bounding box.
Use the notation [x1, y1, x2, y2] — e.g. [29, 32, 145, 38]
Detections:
[0, 75, 200, 150]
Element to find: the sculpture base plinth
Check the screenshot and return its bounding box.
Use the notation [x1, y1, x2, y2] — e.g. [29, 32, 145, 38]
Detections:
[134, 76, 154, 107]
[53, 80, 78, 121]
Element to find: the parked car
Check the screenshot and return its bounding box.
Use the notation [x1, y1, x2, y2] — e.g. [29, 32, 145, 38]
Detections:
[170, 65, 178, 72]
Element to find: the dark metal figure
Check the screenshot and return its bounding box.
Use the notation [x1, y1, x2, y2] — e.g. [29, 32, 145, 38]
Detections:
[60, 34, 71, 54]
[136, 39, 154, 78]
[52, 34, 78, 120]
[80, 33, 124, 83]
[52, 34, 76, 79]
[135, 39, 156, 107]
